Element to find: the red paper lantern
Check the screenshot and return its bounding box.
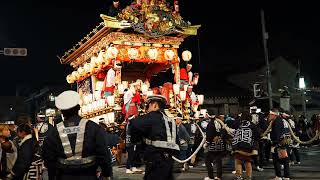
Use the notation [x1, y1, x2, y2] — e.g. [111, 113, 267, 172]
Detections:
[96, 71, 106, 80]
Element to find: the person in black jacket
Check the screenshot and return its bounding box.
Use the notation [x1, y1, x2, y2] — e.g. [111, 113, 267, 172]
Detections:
[232, 111, 260, 180]
[203, 115, 227, 180]
[42, 91, 112, 180]
[6, 124, 38, 180]
[269, 109, 291, 180]
[251, 109, 266, 172]
[130, 95, 179, 180]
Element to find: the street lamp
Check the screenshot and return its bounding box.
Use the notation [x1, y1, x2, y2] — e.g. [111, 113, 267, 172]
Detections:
[299, 76, 307, 119]
[299, 76, 306, 89]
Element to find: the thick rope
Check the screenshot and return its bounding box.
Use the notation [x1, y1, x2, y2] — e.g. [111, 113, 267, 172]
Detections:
[284, 119, 320, 145]
[215, 118, 320, 145]
[172, 123, 206, 163]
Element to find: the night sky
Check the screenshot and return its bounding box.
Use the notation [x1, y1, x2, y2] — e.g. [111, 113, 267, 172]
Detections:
[1, 1, 320, 96]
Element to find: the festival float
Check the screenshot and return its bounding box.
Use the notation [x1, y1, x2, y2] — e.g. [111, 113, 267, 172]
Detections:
[58, 0, 204, 164]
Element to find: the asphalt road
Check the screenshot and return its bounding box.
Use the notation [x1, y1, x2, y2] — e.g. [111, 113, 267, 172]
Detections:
[112, 146, 320, 180]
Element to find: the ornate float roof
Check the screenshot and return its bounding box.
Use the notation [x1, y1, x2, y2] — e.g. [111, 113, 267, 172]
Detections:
[58, 0, 200, 67]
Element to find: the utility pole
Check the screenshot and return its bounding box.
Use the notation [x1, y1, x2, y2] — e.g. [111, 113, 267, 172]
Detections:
[261, 10, 273, 109]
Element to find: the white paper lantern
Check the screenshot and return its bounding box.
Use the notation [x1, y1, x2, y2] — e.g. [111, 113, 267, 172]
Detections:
[107, 95, 115, 107]
[72, 71, 80, 80]
[180, 91, 186, 101]
[94, 91, 101, 100]
[95, 81, 104, 91]
[107, 46, 119, 59]
[148, 48, 158, 60]
[197, 94, 204, 105]
[66, 75, 74, 84]
[130, 85, 136, 94]
[107, 112, 115, 123]
[164, 49, 175, 61]
[92, 101, 99, 111]
[83, 63, 92, 74]
[77, 66, 85, 76]
[97, 51, 105, 65]
[91, 56, 98, 68]
[183, 85, 188, 91]
[173, 84, 180, 95]
[98, 99, 105, 110]
[128, 48, 139, 59]
[141, 84, 148, 94]
[182, 50, 192, 61]
[122, 81, 129, 89]
[118, 84, 125, 94]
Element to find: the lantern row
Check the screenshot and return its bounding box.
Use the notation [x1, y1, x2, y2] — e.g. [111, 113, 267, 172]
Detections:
[66, 47, 192, 84]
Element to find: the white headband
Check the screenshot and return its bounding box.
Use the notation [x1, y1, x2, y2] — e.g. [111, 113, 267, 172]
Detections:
[269, 111, 279, 115]
[282, 112, 290, 117]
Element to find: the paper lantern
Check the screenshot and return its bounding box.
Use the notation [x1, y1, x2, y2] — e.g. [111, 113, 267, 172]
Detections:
[94, 91, 101, 100]
[200, 109, 207, 116]
[118, 84, 125, 94]
[128, 48, 139, 59]
[72, 71, 80, 80]
[182, 50, 192, 61]
[97, 51, 105, 65]
[107, 95, 115, 107]
[107, 112, 115, 123]
[77, 66, 85, 77]
[88, 94, 94, 104]
[95, 81, 104, 91]
[141, 84, 148, 94]
[183, 85, 188, 91]
[96, 71, 106, 80]
[90, 56, 98, 69]
[197, 94, 204, 105]
[164, 49, 175, 61]
[173, 84, 180, 95]
[66, 75, 74, 84]
[83, 63, 92, 74]
[148, 48, 158, 60]
[122, 81, 129, 89]
[147, 90, 153, 96]
[180, 91, 186, 101]
[92, 101, 98, 111]
[107, 46, 119, 59]
[130, 85, 136, 94]
[99, 99, 105, 110]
